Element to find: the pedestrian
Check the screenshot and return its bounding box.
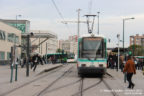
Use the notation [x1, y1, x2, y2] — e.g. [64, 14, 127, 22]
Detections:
[38, 55, 43, 65]
[120, 55, 124, 72]
[123, 55, 136, 89]
[32, 54, 39, 71]
[21, 57, 26, 68]
[51, 56, 55, 64]
[113, 54, 118, 69]
[109, 58, 114, 69]
[108, 53, 113, 68]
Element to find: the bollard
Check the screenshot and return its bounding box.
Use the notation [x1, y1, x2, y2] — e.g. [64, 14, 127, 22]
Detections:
[143, 66, 144, 75]
[10, 64, 13, 83]
[124, 73, 127, 83]
[15, 63, 18, 81]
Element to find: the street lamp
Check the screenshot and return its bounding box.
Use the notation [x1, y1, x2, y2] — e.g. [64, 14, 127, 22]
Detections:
[76, 9, 81, 38]
[97, 12, 100, 34]
[122, 17, 135, 58]
[117, 34, 120, 71]
[122, 17, 134, 83]
[16, 15, 22, 28]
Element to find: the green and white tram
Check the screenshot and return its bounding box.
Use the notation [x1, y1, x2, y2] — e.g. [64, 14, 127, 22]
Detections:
[77, 33, 107, 76]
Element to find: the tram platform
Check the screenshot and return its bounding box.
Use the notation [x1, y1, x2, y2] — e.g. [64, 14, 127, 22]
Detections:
[0, 63, 63, 95]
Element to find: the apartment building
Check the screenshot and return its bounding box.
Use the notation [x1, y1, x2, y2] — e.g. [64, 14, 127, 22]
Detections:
[0, 19, 30, 34]
[130, 34, 144, 46]
[0, 21, 21, 61]
[59, 35, 78, 55]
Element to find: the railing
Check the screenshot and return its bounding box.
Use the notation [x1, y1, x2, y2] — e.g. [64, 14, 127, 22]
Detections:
[0, 60, 10, 65]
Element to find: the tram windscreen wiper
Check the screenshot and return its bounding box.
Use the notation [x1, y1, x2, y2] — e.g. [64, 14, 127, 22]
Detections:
[94, 50, 98, 60]
[94, 56, 97, 60]
[84, 56, 91, 60]
[87, 57, 91, 60]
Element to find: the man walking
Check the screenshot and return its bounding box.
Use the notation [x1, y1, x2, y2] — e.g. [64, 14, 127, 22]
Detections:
[123, 55, 136, 89]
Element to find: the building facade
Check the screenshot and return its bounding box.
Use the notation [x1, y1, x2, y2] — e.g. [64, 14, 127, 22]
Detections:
[0, 19, 30, 34]
[130, 34, 144, 46]
[59, 35, 78, 55]
[1, 19, 31, 57]
[30, 30, 58, 56]
[0, 21, 21, 61]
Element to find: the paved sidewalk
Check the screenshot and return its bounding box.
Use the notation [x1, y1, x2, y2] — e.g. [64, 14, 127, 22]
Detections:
[107, 68, 144, 95]
[0, 63, 63, 95]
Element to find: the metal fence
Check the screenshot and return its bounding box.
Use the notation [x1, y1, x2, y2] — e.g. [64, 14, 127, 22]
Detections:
[0, 60, 10, 65]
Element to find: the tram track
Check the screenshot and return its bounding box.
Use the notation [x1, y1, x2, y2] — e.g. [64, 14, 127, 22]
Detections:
[72, 72, 119, 96]
[102, 79, 119, 96]
[0, 65, 65, 96]
[36, 66, 74, 96]
[102, 73, 119, 96]
[72, 77, 103, 96]
[44, 79, 82, 93]
[103, 72, 119, 96]
[1, 66, 120, 96]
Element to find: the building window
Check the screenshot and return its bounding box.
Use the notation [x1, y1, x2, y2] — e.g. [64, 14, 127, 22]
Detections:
[7, 33, 19, 44]
[0, 51, 5, 60]
[141, 38, 144, 46]
[0, 30, 6, 40]
[7, 52, 11, 60]
[8, 33, 14, 42]
[15, 36, 19, 44]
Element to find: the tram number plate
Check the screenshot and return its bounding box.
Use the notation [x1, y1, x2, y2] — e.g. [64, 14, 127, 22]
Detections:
[90, 65, 95, 67]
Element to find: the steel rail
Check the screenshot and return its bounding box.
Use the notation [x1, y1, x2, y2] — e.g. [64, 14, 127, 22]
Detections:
[0, 65, 64, 96]
[37, 66, 74, 96]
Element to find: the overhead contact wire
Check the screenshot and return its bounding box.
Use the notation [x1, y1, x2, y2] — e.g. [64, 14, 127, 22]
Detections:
[51, 0, 71, 33]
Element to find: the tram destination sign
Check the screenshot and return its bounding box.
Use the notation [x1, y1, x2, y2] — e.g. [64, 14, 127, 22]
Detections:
[84, 37, 102, 41]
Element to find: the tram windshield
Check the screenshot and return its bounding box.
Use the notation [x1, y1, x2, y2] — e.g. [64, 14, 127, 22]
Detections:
[79, 37, 106, 59]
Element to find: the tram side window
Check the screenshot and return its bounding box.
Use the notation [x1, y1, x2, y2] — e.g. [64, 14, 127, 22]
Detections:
[102, 40, 106, 58]
[79, 41, 82, 58]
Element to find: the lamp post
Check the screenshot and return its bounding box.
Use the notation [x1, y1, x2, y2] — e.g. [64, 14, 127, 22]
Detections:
[123, 17, 135, 57]
[117, 34, 120, 71]
[16, 15, 22, 28]
[97, 12, 100, 34]
[15, 15, 21, 79]
[76, 9, 81, 38]
[122, 17, 135, 83]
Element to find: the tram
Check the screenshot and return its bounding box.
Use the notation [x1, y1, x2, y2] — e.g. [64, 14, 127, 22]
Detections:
[67, 53, 77, 63]
[77, 33, 107, 76]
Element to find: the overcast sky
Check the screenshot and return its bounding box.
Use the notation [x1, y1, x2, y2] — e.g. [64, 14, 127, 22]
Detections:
[0, 0, 144, 47]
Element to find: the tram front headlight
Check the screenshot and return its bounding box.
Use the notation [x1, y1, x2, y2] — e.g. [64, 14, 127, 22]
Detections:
[99, 64, 103, 67]
[81, 64, 86, 67]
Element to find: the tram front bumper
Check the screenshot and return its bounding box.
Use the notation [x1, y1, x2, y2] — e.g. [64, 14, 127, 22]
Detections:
[78, 67, 106, 75]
